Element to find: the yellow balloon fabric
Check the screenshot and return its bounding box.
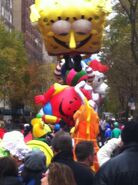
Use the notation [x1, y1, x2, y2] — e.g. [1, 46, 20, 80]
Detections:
[30, 0, 111, 56]
[31, 118, 52, 138]
[27, 140, 53, 167]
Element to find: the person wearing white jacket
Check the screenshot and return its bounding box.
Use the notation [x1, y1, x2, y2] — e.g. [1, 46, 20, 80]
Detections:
[97, 137, 122, 167]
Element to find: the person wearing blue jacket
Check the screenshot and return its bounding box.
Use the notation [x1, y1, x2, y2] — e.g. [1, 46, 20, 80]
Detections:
[104, 124, 112, 141]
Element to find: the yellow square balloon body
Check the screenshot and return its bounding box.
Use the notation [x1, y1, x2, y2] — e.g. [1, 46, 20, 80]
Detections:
[30, 0, 111, 56]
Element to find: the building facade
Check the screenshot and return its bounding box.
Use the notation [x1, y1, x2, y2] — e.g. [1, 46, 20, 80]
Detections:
[0, 0, 43, 62]
[0, 0, 14, 31]
[0, 0, 52, 63]
[13, 0, 43, 62]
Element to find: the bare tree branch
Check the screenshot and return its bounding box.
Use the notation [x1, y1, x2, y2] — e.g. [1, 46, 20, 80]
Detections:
[119, 0, 130, 17]
[119, 0, 138, 64]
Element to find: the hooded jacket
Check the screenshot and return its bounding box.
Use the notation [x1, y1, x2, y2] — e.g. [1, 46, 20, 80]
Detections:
[94, 143, 138, 185]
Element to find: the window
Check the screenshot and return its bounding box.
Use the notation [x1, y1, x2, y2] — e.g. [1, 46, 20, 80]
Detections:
[1, 6, 4, 16]
[5, 0, 12, 9]
[9, 14, 12, 23]
[10, 0, 12, 9]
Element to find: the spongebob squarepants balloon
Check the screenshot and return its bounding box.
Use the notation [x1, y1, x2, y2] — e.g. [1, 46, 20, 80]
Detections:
[30, 0, 111, 56]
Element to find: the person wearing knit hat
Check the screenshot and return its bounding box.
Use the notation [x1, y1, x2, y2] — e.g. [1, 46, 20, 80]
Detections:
[21, 150, 46, 185]
[24, 150, 46, 171]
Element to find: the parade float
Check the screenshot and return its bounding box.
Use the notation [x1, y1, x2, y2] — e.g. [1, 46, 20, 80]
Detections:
[29, 0, 111, 171]
[30, 0, 111, 71]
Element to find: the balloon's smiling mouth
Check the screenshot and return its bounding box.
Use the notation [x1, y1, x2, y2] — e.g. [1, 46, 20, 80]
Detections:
[53, 34, 92, 49]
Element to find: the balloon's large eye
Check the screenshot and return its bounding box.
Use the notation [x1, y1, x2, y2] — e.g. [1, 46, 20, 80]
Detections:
[72, 19, 92, 34]
[52, 20, 71, 35]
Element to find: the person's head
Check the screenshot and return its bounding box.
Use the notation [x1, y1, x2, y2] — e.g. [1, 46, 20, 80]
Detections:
[48, 162, 77, 185]
[75, 141, 94, 166]
[54, 124, 61, 133]
[51, 130, 72, 154]
[105, 123, 110, 129]
[114, 122, 119, 128]
[24, 150, 46, 172]
[121, 120, 138, 145]
[0, 157, 18, 177]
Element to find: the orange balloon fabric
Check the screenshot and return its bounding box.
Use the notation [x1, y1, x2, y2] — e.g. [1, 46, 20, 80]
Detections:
[73, 102, 100, 171]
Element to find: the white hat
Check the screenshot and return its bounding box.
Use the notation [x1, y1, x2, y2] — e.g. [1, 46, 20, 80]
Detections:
[2, 131, 31, 160]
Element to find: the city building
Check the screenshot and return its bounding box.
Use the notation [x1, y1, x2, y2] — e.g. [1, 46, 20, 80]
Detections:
[0, 0, 53, 63]
[13, 0, 43, 62]
[0, 0, 44, 118]
[0, 0, 43, 62]
[0, 0, 14, 31]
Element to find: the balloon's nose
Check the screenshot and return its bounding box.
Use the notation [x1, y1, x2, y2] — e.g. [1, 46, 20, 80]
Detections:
[69, 31, 76, 49]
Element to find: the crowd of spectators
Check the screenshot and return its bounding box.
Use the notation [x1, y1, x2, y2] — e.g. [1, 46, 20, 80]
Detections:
[0, 115, 138, 185]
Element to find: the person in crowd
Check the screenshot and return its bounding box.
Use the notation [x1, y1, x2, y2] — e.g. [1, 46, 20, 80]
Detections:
[41, 162, 77, 185]
[75, 141, 94, 169]
[21, 150, 46, 185]
[0, 157, 23, 185]
[1, 130, 31, 174]
[50, 130, 94, 185]
[119, 123, 125, 131]
[97, 137, 122, 167]
[94, 120, 138, 185]
[5, 119, 13, 131]
[104, 123, 112, 142]
[111, 122, 121, 138]
[23, 124, 32, 137]
[99, 119, 106, 145]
